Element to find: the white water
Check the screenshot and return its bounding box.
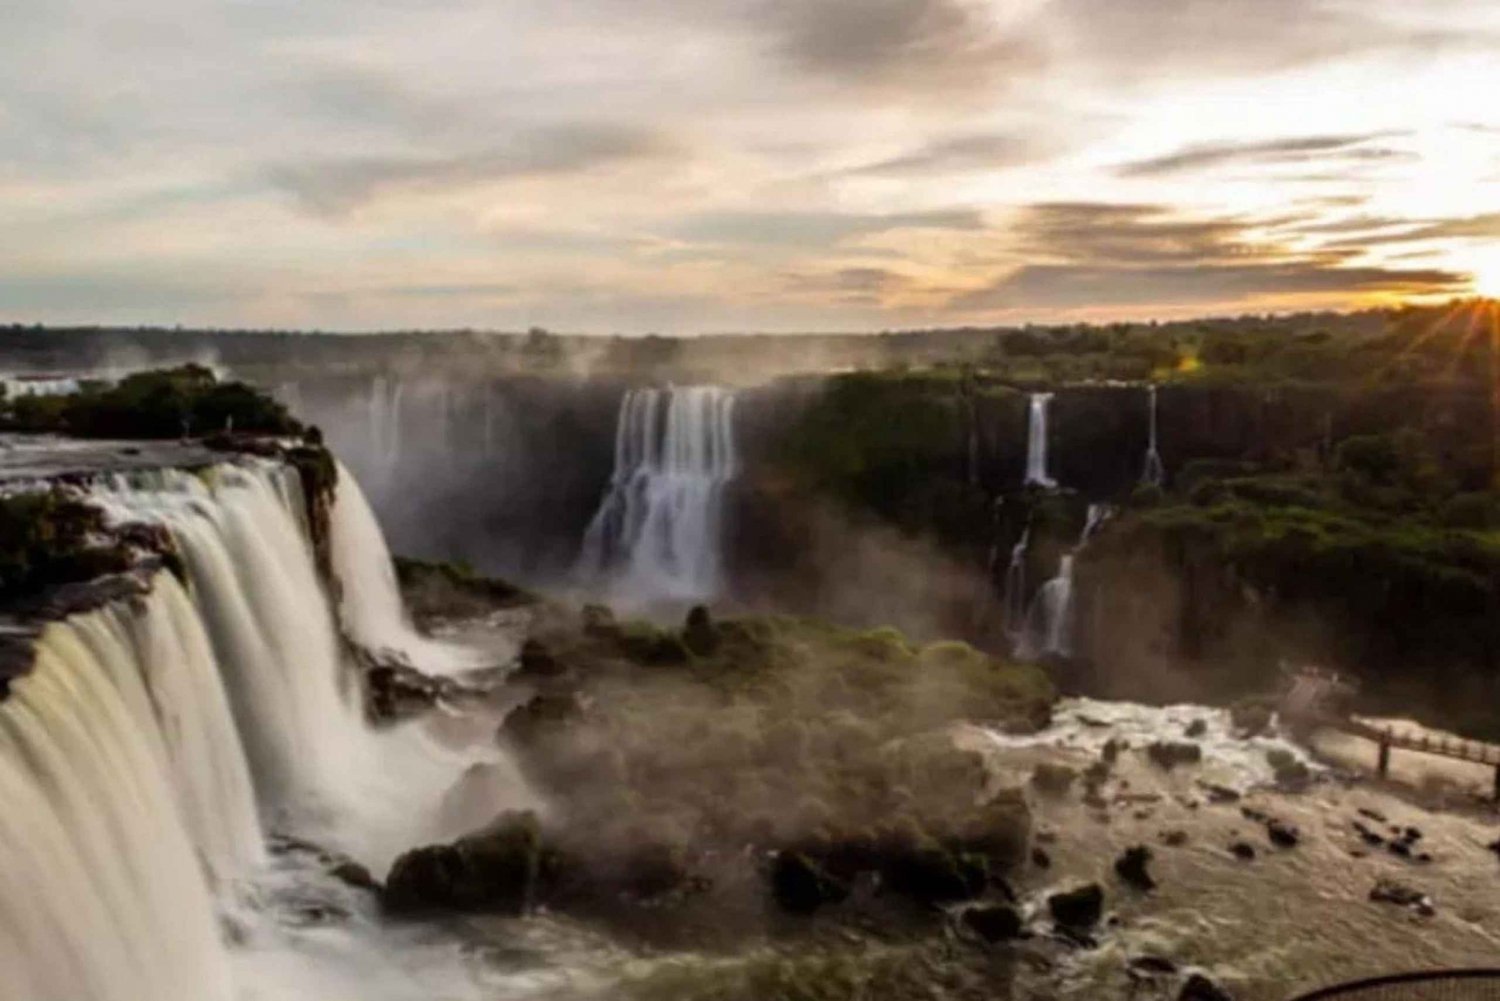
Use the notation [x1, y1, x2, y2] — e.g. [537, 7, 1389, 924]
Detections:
[1025, 392, 1056, 488]
[1, 374, 83, 398]
[328, 460, 497, 676]
[1142, 383, 1165, 487]
[0, 578, 256, 1001]
[1019, 504, 1109, 660]
[1003, 524, 1031, 640]
[1, 456, 536, 1001]
[577, 385, 738, 604]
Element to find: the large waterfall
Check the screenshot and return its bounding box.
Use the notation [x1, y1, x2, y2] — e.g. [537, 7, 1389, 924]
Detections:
[1024, 392, 1056, 488]
[577, 386, 738, 604]
[1142, 384, 1164, 487]
[1, 455, 523, 1001]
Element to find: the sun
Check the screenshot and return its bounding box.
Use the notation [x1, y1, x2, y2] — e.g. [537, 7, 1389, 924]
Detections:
[1467, 246, 1500, 298]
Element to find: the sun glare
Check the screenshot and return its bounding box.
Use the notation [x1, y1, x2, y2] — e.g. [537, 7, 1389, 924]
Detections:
[1468, 247, 1500, 298]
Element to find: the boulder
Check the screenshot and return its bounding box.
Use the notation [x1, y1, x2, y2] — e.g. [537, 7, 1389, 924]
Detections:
[498, 692, 585, 748]
[770, 851, 850, 915]
[1230, 701, 1272, 738]
[1101, 738, 1123, 766]
[1128, 955, 1178, 978]
[960, 903, 1023, 943]
[329, 860, 380, 893]
[1030, 762, 1077, 796]
[1200, 783, 1241, 805]
[1229, 841, 1256, 861]
[1031, 846, 1052, 869]
[880, 843, 988, 905]
[581, 603, 619, 638]
[1161, 829, 1189, 847]
[1266, 749, 1311, 791]
[514, 639, 565, 679]
[1369, 878, 1434, 916]
[1147, 741, 1202, 770]
[1266, 820, 1300, 849]
[1114, 845, 1156, 891]
[1185, 719, 1207, 738]
[1179, 972, 1234, 1001]
[1047, 883, 1104, 929]
[682, 605, 719, 656]
[384, 810, 542, 916]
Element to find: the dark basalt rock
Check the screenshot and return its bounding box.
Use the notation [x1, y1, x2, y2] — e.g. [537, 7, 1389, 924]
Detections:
[1031, 846, 1052, 869]
[1184, 719, 1207, 738]
[1229, 841, 1256, 861]
[514, 639, 565, 679]
[1114, 845, 1156, 891]
[1200, 783, 1240, 804]
[580, 603, 619, 638]
[383, 810, 542, 916]
[1030, 762, 1077, 796]
[1047, 883, 1104, 929]
[1147, 741, 1202, 769]
[1179, 972, 1235, 1001]
[1129, 955, 1178, 977]
[1266, 749, 1311, 791]
[682, 604, 719, 656]
[879, 843, 988, 906]
[499, 691, 586, 748]
[1266, 820, 1300, 849]
[1370, 878, 1434, 916]
[1161, 829, 1189, 847]
[960, 903, 1023, 942]
[770, 851, 850, 915]
[329, 860, 380, 893]
[1230, 701, 1273, 738]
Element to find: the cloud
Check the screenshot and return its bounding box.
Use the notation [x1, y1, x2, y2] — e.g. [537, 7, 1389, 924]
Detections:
[949, 200, 1468, 311]
[268, 124, 683, 215]
[673, 209, 985, 247]
[1117, 133, 1406, 177]
[848, 132, 1051, 176]
[754, 0, 1041, 96]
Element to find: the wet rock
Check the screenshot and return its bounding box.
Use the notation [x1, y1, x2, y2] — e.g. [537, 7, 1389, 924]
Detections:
[1031, 846, 1052, 869]
[1266, 749, 1311, 791]
[1358, 807, 1388, 824]
[498, 691, 585, 748]
[1128, 955, 1178, 978]
[682, 604, 719, 655]
[1266, 820, 1300, 849]
[1147, 741, 1202, 770]
[365, 663, 441, 723]
[1047, 883, 1104, 929]
[1185, 719, 1207, 738]
[1101, 738, 1123, 766]
[514, 639, 565, 679]
[1083, 760, 1111, 786]
[329, 860, 380, 893]
[770, 851, 850, 915]
[1403, 826, 1423, 843]
[1179, 972, 1235, 1001]
[1229, 841, 1256, 861]
[1200, 783, 1241, 805]
[960, 903, 1023, 943]
[384, 810, 542, 916]
[1353, 821, 1385, 847]
[1161, 829, 1189, 847]
[1030, 762, 1077, 796]
[1114, 845, 1156, 891]
[1389, 840, 1413, 859]
[1240, 806, 1269, 824]
[1230, 701, 1272, 738]
[880, 843, 988, 905]
[1370, 878, 1434, 916]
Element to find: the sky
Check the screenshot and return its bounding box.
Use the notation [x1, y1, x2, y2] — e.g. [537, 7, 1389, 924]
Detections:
[4, 0, 1500, 334]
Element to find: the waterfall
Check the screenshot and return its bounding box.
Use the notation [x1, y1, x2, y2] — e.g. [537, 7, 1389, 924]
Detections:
[1025, 392, 1056, 488]
[577, 386, 738, 604]
[0, 454, 529, 1001]
[0, 576, 256, 1001]
[1142, 384, 1164, 487]
[1018, 503, 1109, 660]
[1003, 524, 1031, 640]
[328, 459, 493, 675]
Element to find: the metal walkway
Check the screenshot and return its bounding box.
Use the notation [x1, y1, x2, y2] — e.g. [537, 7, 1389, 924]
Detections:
[1290, 969, 1500, 999]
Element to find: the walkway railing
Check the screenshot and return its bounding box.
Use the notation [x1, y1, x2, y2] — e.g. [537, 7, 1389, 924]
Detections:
[1332, 720, 1500, 800]
[1289, 969, 1500, 999]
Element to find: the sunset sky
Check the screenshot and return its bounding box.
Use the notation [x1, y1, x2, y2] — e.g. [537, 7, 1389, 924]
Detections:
[4, 0, 1500, 333]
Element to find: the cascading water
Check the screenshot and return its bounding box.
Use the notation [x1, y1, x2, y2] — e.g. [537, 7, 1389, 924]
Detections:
[1003, 524, 1031, 640]
[577, 385, 738, 604]
[1025, 392, 1056, 488]
[1018, 503, 1109, 660]
[0, 576, 257, 1001]
[2, 454, 532, 1001]
[1142, 383, 1164, 487]
[328, 459, 495, 676]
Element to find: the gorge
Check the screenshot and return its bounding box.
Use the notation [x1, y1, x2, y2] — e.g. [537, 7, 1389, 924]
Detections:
[4, 304, 1500, 1000]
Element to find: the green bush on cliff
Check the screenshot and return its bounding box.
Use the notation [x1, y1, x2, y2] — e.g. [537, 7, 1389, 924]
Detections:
[0, 492, 132, 600]
[0, 364, 300, 439]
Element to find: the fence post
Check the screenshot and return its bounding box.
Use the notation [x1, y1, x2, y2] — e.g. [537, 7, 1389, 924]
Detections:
[1378, 735, 1391, 777]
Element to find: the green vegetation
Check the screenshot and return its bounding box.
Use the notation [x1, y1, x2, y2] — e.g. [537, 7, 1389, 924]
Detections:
[503, 608, 1050, 942]
[0, 492, 132, 601]
[0, 364, 300, 439]
[391, 556, 535, 624]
